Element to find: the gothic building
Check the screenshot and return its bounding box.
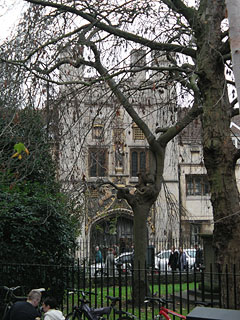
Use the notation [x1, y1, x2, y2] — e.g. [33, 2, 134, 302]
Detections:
[54, 49, 240, 260]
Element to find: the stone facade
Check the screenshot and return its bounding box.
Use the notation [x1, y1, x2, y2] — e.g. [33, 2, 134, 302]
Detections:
[55, 48, 240, 259]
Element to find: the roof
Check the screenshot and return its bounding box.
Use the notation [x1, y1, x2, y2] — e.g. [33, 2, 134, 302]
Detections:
[178, 110, 240, 144]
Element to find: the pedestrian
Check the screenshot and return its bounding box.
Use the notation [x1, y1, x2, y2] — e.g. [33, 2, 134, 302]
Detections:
[168, 246, 178, 271]
[194, 244, 203, 269]
[113, 244, 119, 256]
[95, 246, 102, 263]
[3, 289, 42, 320]
[42, 296, 65, 320]
[105, 248, 115, 276]
[119, 239, 126, 253]
[178, 247, 187, 271]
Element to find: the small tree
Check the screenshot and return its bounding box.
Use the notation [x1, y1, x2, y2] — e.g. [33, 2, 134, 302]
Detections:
[0, 104, 81, 300]
[0, 106, 80, 265]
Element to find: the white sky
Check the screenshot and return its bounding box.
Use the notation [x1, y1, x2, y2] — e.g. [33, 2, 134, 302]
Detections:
[0, 0, 28, 43]
[0, 0, 198, 43]
[1, 1, 236, 107]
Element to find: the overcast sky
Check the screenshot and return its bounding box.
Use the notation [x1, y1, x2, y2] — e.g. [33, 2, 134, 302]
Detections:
[0, 0, 198, 43]
[0, 1, 28, 42]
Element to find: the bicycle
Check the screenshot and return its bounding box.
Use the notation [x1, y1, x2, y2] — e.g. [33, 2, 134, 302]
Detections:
[144, 296, 186, 320]
[65, 290, 136, 320]
[1, 286, 45, 320]
[1, 286, 27, 319]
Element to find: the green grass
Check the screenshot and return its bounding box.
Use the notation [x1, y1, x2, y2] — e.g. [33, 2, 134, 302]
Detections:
[65, 282, 199, 319]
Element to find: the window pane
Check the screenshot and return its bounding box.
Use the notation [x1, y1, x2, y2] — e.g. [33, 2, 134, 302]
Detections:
[191, 224, 200, 244]
[203, 179, 210, 195]
[186, 175, 209, 196]
[140, 152, 146, 171]
[133, 127, 145, 140]
[131, 151, 138, 176]
[98, 150, 107, 177]
[186, 177, 194, 195]
[194, 177, 201, 195]
[89, 151, 97, 177]
[89, 149, 108, 177]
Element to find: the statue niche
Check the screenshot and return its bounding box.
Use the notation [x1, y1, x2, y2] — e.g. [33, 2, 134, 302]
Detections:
[113, 128, 125, 174]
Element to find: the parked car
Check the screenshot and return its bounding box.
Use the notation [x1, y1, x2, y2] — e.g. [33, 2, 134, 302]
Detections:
[154, 250, 172, 271]
[115, 251, 134, 273]
[154, 248, 196, 271]
[185, 248, 196, 268]
[90, 252, 134, 277]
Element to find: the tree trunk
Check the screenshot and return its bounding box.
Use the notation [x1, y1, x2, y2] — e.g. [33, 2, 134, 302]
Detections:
[197, 0, 240, 308]
[117, 143, 164, 306]
[118, 182, 159, 305]
[132, 202, 152, 305]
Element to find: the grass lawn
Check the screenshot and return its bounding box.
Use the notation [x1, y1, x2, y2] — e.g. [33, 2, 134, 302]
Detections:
[65, 282, 199, 319]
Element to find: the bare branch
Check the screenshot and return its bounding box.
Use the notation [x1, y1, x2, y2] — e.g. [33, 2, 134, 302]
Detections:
[90, 43, 156, 146]
[24, 0, 196, 58]
[157, 102, 203, 144]
[161, 0, 197, 28]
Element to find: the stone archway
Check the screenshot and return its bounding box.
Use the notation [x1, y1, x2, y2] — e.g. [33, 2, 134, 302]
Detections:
[90, 209, 133, 261]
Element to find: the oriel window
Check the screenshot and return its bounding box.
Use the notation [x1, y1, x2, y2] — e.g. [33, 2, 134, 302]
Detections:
[186, 175, 210, 196]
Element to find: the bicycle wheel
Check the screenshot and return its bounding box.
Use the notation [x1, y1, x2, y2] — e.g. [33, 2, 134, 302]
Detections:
[65, 311, 82, 320]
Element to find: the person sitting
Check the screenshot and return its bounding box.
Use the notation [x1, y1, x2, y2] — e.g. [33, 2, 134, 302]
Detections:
[4, 289, 42, 320]
[42, 296, 65, 320]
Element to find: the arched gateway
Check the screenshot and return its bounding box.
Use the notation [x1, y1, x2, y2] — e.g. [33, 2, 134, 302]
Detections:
[90, 208, 134, 261]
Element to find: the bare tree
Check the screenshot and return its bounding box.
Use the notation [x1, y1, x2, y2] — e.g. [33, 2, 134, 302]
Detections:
[1, 0, 240, 306]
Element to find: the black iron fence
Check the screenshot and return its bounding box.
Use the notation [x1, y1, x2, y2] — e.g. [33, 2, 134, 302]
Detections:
[0, 261, 239, 319]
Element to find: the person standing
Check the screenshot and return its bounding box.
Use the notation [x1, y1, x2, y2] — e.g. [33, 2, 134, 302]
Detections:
[95, 246, 102, 263]
[113, 244, 119, 256]
[194, 244, 203, 269]
[168, 246, 178, 271]
[105, 248, 115, 276]
[42, 296, 65, 320]
[3, 289, 42, 320]
[178, 247, 187, 271]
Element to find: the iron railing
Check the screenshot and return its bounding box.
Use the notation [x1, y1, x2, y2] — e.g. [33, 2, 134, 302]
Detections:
[76, 238, 202, 263]
[0, 261, 239, 319]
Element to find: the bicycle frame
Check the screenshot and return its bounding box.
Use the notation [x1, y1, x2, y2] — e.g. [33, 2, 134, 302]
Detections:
[1, 286, 45, 320]
[144, 295, 186, 320]
[1, 286, 26, 320]
[66, 291, 117, 320]
[159, 306, 186, 320]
